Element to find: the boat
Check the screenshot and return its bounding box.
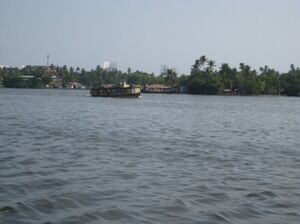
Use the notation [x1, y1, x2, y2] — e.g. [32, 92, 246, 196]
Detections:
[90, 82, 141, 97]
[142, 84, 177, 93]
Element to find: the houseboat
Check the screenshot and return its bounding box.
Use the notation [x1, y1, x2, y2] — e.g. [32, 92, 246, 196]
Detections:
[142, 84, 177, 93]
[90, 82, 141, 97]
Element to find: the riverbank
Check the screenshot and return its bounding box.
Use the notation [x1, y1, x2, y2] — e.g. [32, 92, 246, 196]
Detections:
[1, 87, 294, 97]
[1, 58, 300, 96]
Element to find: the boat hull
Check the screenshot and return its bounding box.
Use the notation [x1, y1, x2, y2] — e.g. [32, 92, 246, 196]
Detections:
[90, 92, 141, 97]
[90, 86, 141, 98]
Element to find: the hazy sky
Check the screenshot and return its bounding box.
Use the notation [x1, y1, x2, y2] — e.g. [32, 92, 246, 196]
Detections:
[1, 0, 300, 74]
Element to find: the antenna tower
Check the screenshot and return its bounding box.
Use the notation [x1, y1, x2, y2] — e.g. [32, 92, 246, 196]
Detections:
[47, 54, 50, 66]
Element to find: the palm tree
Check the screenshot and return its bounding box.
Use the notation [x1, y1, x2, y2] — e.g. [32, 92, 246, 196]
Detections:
[239, 63, 245, 71]
[191, 59, 200, 76]
[219, 63, 230, 89]
[161, 66, 178, 87]
[207, 60, 216, 74]
[199, 55, 207, 70]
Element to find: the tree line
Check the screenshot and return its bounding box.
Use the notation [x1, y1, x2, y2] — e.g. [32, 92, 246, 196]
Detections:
[0, 56, 300, 96]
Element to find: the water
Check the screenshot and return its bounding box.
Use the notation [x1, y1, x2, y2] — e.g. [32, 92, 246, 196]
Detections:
[0, 88, 299, 224]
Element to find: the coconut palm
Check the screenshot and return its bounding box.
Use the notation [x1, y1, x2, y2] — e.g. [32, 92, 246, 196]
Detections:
[207, 60, 216, 74]
[191, 59, 200, 76]
[199, 55, 207, 68]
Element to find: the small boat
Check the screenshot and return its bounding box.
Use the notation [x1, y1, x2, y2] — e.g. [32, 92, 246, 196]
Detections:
[90, 82, 141, 97]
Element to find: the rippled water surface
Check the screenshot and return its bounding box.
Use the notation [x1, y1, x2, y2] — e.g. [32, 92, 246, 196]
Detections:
[0, 88, 300, 224]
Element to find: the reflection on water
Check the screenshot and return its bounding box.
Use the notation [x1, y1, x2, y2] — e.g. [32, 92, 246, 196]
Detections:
[0, 88, 300, 223]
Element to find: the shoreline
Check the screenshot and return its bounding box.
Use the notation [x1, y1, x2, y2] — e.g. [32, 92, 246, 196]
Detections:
[0, 87, 293, 97]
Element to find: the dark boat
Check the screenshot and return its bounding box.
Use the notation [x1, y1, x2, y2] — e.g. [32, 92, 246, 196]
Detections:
[142, 84, 177, 93]
[90, 82, 141, 97]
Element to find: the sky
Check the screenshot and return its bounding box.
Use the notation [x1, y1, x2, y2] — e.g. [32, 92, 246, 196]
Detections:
[0, 0, 300, 74]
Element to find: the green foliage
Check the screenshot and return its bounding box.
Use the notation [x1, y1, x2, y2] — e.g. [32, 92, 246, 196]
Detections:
[0, 68, 4, 84]
[188, 56, 222, 94]
[187, 55, 300, 96]
[280, 65, 300, 96]
[188, 72, 223, 95]
[2, 68, 23, 88]
[160, 66, 178, 87]
[3, 75, 26, 88]
[259, 66, 280, 95]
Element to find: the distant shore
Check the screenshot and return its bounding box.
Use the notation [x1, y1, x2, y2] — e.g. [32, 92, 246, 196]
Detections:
[0, 86, 293, 97]
[1, 56, 299, 96]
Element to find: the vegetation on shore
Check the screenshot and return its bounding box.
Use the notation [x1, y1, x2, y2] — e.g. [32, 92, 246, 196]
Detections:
[0, 56, 300, 96]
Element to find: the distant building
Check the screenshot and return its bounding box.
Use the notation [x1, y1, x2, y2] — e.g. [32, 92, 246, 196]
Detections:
[23, 65, 54, 70]
[21, 75, 34, 79]
[143, 84, 176, 93]
[22, 65, 57, 77]
[223, 89, 232, 94]
[22, 65, 56, 72]
[103, 61, 118, 71]
[223, 88, 238, 95]
[66, 82, 86, 89]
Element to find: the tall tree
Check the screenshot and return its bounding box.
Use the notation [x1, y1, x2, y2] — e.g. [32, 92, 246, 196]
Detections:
[191, 59, 200, 76]
[199, 55, 207, 69]
[207, 60, 216, 74]
[161, 66, 178, 87]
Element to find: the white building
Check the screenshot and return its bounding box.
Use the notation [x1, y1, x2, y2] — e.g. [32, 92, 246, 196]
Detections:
[103, 61, 117, 71]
